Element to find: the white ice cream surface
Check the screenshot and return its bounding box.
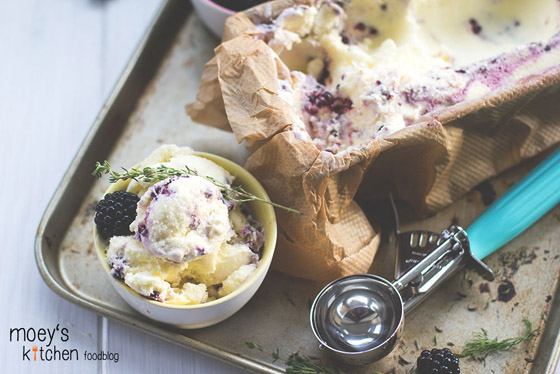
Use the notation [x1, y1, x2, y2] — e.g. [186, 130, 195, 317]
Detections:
[218, 264, 258, 298]
[132, 175, 233, 264]
[253, 0, 560, 153]
[106, 235, 259, 304]
[105, 146, 264, 305]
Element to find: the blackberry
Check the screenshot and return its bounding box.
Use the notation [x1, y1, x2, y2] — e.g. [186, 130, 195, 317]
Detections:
[417, 348, 460, 374]
[95, 190, 139, 239]
[469, 18, 482, 35]
[307, 90, 353, 115]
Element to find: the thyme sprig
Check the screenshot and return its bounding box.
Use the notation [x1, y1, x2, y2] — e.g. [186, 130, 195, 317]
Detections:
[245, 342, 341, 374]
[93, 161, 302, 214]
[459, 318, 537, 359]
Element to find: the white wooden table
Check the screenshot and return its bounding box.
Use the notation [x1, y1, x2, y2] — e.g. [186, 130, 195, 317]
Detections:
[0, 1, 245, 372]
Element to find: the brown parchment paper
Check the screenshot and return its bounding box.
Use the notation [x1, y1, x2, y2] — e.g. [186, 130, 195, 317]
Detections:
[187, 0, 560, 281]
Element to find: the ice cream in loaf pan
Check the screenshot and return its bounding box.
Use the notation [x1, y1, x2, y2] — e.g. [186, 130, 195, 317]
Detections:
[249, 0, 560, 153]
[186, 0, 560, 281]
[104, 145, 264, 305]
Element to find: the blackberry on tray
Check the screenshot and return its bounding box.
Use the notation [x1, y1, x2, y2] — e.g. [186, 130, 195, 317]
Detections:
[417, 348, 460, 374]
[95, 190, 139, 239]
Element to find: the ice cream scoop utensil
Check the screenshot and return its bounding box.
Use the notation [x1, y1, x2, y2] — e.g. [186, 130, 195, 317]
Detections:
[390, 191, 443, 279]
[311, 147, 560, 365]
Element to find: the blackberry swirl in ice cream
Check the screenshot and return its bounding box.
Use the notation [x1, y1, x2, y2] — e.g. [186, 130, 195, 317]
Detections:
[249, 0, 560, 153]
[98, 145, 265, 305]
[131, 175, 234, 264]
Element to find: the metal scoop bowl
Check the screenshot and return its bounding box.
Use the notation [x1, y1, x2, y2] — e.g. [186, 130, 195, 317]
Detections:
[311, 274, 404, 365]
[311, 147, 560, 365]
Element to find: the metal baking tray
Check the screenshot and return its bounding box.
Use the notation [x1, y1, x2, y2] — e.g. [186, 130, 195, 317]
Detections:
[35, 0, 560, 372]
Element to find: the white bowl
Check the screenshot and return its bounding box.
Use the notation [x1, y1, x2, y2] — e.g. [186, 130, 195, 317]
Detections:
[94, 152, 277, 328]
[190, 0, 235, 39]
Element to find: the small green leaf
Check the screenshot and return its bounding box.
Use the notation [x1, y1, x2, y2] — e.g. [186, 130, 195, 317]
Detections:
[458, 317, 537, 359]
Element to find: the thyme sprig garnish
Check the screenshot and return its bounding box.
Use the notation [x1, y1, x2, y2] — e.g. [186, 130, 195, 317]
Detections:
[93, 161, 302, 214]
[245, 342, 342, 374]
[458, 317, 537, 359]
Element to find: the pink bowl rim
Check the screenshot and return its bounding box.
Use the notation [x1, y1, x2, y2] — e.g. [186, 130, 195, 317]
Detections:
[204, 0, 236, 15]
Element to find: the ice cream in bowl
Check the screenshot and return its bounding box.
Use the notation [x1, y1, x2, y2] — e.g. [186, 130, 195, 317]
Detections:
[92, 145, 280, 328]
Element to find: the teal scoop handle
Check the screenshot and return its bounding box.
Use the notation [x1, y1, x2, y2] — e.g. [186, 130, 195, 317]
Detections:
[466, 147, 560, 260]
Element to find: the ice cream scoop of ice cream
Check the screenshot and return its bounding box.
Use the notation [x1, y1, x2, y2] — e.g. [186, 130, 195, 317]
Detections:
[106, 234, 260, 304]
[131, 175, 234, 263]
[106, 235, 208, 304]
[100, 145, 266, 305]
